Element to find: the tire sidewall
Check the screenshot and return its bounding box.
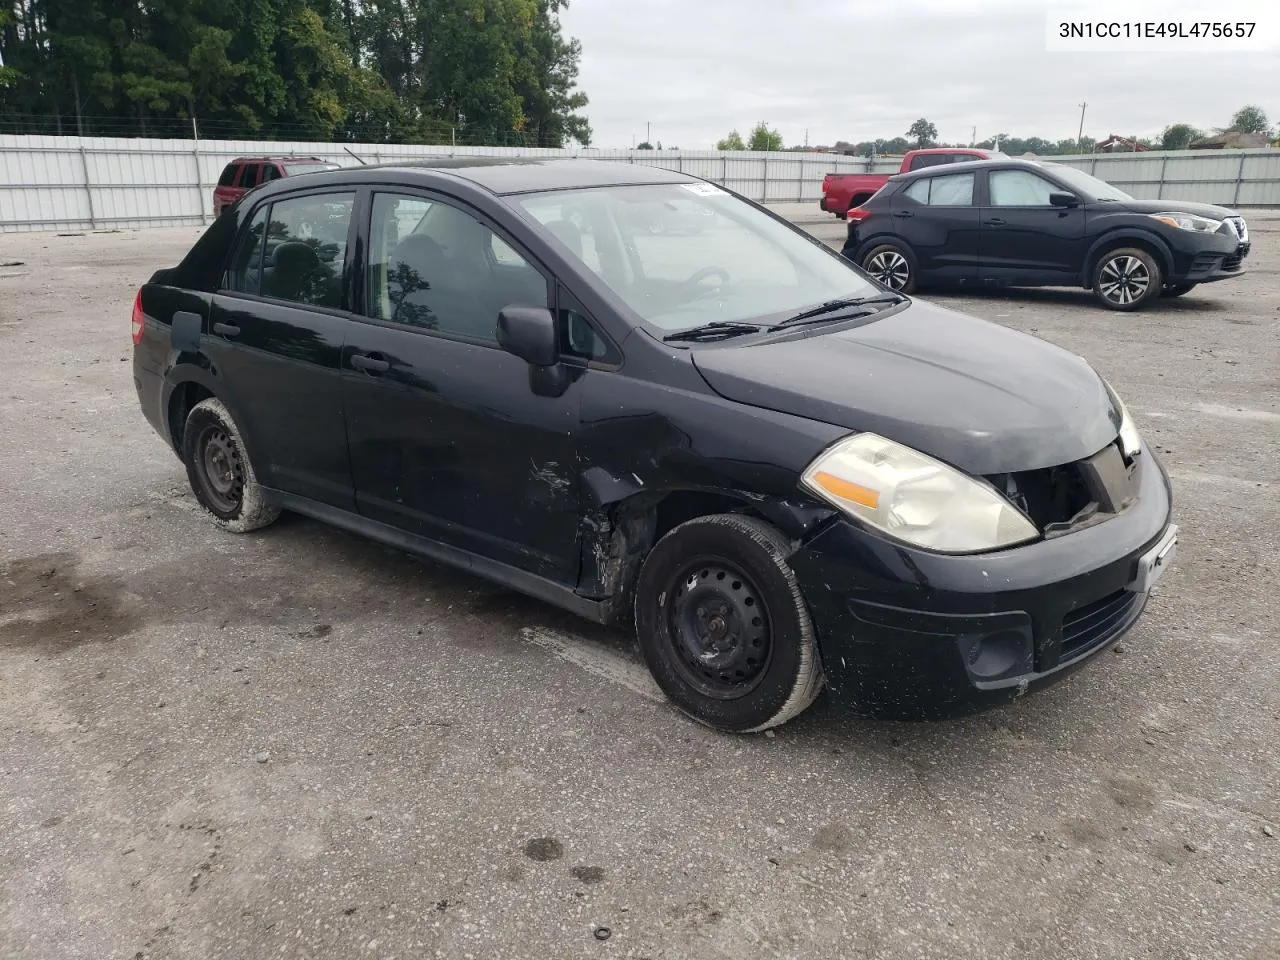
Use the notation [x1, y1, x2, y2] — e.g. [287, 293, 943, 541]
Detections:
[182, 398, 278, 534]
[1092, 247, 1162, 311]
[634, 518, 814, 732]
[861, 242, 917, 294]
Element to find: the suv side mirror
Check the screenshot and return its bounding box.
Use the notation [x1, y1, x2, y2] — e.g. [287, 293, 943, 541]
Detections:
[1049, 192, 1079, 208]
[497, 306, 559, 366]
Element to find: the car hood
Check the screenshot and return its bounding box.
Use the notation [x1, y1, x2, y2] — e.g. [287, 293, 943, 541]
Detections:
[690, 299, 1121, 475]
[1113, 197, 1240, 219]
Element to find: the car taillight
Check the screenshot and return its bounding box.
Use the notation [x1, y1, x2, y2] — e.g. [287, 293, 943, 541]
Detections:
[131, 289, 145, 345]
[847, 207, 873, 222]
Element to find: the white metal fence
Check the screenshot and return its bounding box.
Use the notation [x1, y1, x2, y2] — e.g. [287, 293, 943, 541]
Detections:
[0, 135, 873, 233]
[2, 135, 1278, 234]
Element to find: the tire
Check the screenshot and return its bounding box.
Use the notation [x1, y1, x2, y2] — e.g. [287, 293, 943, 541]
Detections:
[633, 514, 824, 733]
[861, 243, 916, 293]
[1091, 247, 1162, 311]
[1162, 282, 1197, 298]
[182, 398, 280, 534]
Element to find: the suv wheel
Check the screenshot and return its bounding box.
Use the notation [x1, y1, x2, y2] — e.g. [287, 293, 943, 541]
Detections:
[182, 398, 280, 533]
[633, 514, 825, 733]
[861, 243, 916, 293]
[1092, 248, 1162, 310]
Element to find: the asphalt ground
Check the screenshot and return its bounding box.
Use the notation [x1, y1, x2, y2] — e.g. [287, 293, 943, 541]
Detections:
[1, 207, 1277, 960]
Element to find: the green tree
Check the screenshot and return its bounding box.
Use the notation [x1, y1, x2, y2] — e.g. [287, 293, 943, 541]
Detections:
[1227, 104, 1270, 135]
[907, 118, 937, 148]
[636, 141, 653, 149]
[1160, 123, 1203, 150]
[747, 121, 782, 151]
[716, 129, 746, 150]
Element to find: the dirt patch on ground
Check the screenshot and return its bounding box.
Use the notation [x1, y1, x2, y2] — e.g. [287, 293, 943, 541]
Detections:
[0, 551, 140, 654]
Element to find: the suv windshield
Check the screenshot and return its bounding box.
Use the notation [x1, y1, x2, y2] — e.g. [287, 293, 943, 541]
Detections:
[1042, 164, 1133, 202]
[515, 183, 878, 334]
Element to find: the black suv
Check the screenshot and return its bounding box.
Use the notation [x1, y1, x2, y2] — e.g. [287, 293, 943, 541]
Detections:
[843, 158, 1250, 310]
[131, 159, 1176, 732]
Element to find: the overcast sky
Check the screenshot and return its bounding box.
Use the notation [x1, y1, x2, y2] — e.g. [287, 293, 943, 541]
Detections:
[560, 0, 1279, 149]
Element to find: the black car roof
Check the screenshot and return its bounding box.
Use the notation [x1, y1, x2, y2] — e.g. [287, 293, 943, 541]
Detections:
[330, 157, 695, 196]
[890, 157, 1057, 181]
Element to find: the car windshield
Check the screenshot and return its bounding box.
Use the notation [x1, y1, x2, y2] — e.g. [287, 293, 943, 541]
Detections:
[1043, 164, 1133, 202]
[284, 163, 339, 175]
[514, 183, 879, 334]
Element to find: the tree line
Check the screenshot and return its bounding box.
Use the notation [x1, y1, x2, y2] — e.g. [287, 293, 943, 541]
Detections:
[0, 0, 591, 146]
[715, 105, 1273, 156]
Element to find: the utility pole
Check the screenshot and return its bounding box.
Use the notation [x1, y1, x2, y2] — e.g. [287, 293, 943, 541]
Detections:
[804, 128, 809, 148]
[646, 121, 651, 145]
[1077, 101, 1088, 151]
[970, 126, 976, 147]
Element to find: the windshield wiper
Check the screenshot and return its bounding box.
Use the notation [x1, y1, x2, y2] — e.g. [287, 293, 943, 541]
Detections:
[663, 321, 769, 343]
[775, 293, 906, 327]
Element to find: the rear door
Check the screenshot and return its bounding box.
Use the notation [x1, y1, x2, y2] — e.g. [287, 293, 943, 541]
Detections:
[978, 168, 1086, 283]
[892, 170, 981, 281]
[204, 188, 357, 508]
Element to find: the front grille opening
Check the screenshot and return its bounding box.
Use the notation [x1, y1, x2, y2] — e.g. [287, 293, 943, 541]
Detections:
[986, 463, 1092, 531]
[1223, 255, 1242, 271]
[1060, 589, 1141, 660]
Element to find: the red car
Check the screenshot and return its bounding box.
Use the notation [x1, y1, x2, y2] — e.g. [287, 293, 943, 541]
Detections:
[212, 157, 340, 217]
[822, 148, 1000, 219]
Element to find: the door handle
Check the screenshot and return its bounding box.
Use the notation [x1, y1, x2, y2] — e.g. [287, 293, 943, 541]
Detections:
[212, 321, 240, 337]
[984, 218, 1007, 226]
[350, 353, 390, 374]
[893, 210, 914, 218]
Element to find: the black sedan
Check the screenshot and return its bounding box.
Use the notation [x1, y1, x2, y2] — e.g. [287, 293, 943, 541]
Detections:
[132, 158, 1176, 732]
[842, 158, 1250, 310]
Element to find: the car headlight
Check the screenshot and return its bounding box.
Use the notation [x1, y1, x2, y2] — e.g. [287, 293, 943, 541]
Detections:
[1149, 212, 1222, 233]
[1101, 379, 1142, 459]
[800, 433, 1038, 554]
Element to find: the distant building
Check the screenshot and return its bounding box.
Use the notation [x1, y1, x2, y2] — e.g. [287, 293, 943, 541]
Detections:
[1094, 135, 1149, 152]
[1189, 131, 1271, 149]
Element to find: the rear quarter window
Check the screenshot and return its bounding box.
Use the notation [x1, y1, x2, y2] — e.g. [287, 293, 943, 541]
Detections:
[218, 163, 240, 187]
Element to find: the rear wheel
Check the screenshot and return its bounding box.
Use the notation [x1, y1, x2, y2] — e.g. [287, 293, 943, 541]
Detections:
[1161, 282, 1197, 298]
[1092, 247, 1162, 311]
[182, 398, 280, 533]
[861, 243, 916, 293]
[634, 514, 824, 733]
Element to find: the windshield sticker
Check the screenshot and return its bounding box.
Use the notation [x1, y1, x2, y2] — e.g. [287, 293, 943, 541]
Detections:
[681, 182, 728, 196]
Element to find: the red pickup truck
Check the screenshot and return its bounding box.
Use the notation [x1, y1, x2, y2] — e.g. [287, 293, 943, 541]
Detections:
[821, 148, 1000, 219]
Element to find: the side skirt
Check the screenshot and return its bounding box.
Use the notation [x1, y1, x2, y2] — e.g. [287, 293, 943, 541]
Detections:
[265, 488, 610, 625]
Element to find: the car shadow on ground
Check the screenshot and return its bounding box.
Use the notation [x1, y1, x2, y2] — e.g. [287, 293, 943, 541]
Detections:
[925, 285, 1236, 314]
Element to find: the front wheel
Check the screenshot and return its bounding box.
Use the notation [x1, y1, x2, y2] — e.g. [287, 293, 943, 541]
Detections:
[182, 398, 281, 534]
[861, 243, 916, 293]
[1092, 247, 1162, 311]
[1162, 282, 1197, 298]
[633, 514, 824, 733]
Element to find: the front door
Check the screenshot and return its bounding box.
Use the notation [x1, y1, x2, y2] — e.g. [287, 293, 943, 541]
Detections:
[340, 190, 583, 582]
[978, 168, 1086, 283]
[892, 170, 981, 282]
[205, 189, 357, 508]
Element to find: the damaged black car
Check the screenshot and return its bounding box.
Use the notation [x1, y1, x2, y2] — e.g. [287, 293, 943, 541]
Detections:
[132, 158, 1177, 733]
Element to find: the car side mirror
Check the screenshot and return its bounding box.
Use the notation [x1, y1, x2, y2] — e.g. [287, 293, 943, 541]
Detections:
[497, 305, 569, 398]
[1049, 192, 1079, 208]
[497, 305, 559, 367]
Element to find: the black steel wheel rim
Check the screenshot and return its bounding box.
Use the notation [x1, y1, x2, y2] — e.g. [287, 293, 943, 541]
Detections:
[196, 424, 244, 514]
[664, 557, 774, 699]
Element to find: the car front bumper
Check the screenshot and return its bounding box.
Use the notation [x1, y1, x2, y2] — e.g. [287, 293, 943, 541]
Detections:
[788, 447, 1175, 719]
[1167, 232, 1250, 284]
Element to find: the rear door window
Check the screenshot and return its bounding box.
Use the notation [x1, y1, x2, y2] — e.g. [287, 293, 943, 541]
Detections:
[260, 193, 356, 309]
[226, 204, 270, 294]
[260, 164, 282, 183]
[902, 173, 975, 207]
[236, 164, 261, 188]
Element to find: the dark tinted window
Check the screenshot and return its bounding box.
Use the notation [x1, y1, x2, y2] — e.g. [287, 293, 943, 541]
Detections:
[235, 164, 260, 188]
[226, 204, 270, 293]
[901, 172, 974, 206]
[259, 193, 355, 309]
[909, 154, 952, 171]
[367, 192, 548, 341]
[218, 163, 240, 187]
[260, 164, 282, 182]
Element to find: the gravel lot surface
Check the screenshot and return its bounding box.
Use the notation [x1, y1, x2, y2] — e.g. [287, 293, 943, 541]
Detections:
[1, 207, 1277, 960]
